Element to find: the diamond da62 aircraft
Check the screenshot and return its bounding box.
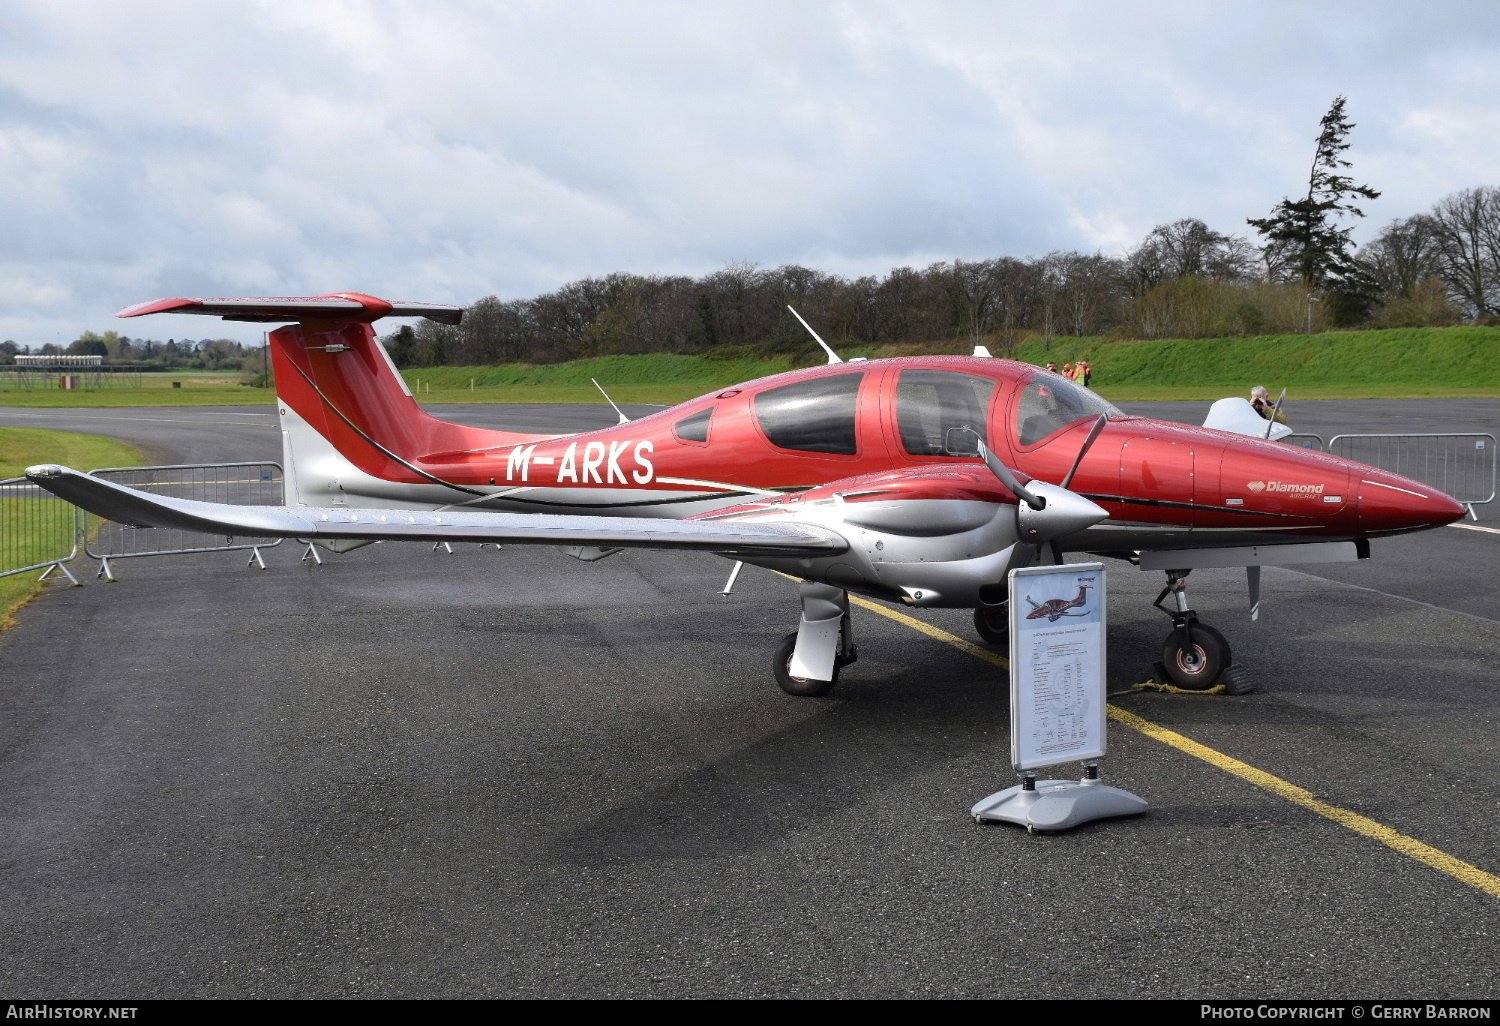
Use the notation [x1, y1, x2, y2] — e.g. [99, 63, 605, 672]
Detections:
[26, 293, 1465, 695]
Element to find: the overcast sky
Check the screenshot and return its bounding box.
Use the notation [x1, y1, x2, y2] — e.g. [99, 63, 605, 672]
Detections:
[2, 0, 1498, 344]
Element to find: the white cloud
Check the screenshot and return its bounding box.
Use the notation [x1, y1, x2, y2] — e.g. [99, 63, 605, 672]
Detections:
[0, 0, 1496, 344]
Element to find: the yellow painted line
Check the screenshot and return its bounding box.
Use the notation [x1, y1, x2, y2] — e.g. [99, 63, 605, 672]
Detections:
[1107, 705, 1500, 900]
[841, 586, 1500, 901]
[1450, 522, 1500, 535]
[846, 594, 1008, 670]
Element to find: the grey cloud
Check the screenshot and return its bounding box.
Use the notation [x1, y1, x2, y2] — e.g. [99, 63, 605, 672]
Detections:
[0, 0, 1496, 344]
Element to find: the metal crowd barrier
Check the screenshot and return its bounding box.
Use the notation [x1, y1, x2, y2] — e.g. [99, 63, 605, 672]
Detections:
[1282, 433, 1326, 451]
[0, 477, 82, 586]
[1328, 433, 1497, 517]
[82, 463, 285, 580]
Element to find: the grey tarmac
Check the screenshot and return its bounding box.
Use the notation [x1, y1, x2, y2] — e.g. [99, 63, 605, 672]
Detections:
[0, 398, 1496, 999]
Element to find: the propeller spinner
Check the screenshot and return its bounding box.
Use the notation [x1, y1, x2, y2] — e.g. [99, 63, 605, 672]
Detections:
[968, 415, 1109, 570]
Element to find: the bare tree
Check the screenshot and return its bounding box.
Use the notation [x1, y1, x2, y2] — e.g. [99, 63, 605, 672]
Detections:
[1359, 215, 1445, 300]
[1427, 186, 1500, 317]
[1057, 253, 1125, 336]
[1127, 218, 1253, 293]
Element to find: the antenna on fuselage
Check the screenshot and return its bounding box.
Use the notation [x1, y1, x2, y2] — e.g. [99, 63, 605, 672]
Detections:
[591, 378, 631, 425]
[786, 306, 843, 365]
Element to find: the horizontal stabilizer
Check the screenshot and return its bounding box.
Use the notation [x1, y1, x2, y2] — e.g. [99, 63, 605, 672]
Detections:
[116, 293, 463, 325]
[25, 465, 848, 559]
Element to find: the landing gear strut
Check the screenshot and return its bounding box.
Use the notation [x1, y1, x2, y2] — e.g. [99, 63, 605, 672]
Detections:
[774, 582, 858, 697]
[1152, 570, 1232, 690]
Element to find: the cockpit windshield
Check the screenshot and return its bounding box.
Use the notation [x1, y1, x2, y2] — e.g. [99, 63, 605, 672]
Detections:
[1014, 373, 1122, 447]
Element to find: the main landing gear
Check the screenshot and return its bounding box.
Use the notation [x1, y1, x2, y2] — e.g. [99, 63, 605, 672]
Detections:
[1153, 569, 1232, 690]
[774, 582, 858, 697]
[973, 602, 1009, 646]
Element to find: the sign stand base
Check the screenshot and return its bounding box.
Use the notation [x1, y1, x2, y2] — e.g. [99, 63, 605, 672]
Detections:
[972, 775, 1148, 833]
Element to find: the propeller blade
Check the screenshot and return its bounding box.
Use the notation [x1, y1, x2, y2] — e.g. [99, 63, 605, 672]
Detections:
[1001, 541, 1042, 581]
[1048, 540, 1064, 566]
[1058, 414, 1108, 489]
[976, 440, 1044, 509]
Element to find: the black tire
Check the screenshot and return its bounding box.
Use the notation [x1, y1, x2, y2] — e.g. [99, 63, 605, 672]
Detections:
[974, 604, 1010, 646]
[1159, 623, 1232, 690]
[773, 630, 839, 697]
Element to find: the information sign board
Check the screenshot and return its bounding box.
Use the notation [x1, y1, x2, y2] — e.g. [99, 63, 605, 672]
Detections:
[1008, 562, 1106, 773]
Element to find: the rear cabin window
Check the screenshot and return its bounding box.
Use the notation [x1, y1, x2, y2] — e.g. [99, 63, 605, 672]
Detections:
[674, 407, 713, 443]
[1015, 374, 1121, 446]
[896, 370, 996, 456]
[752, 373, 864, 455]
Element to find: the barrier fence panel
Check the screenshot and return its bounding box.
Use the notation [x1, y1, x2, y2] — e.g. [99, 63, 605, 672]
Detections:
[0, 477, 81, 585]
[1283, 433, 1326, 451]
[1327, 433, 1497, 513]
[82, 463, 285, 579]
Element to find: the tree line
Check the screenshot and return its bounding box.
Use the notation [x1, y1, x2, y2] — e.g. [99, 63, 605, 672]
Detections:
[14, 100, 1494, 372]
[0, 332, 263, 372]
[382, 99, 1498, 368]
[382, 176, 1496, 371]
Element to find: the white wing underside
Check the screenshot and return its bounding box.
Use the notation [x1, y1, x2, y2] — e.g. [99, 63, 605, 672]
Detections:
[24, 465, 847, 559]
[1202, 398, 1293, 442]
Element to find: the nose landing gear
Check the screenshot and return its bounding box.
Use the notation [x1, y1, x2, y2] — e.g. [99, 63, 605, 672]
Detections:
[1153, 570, 1233, 691]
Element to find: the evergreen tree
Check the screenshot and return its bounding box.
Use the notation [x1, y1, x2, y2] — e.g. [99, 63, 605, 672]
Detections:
[1248, 96, 1381, 294]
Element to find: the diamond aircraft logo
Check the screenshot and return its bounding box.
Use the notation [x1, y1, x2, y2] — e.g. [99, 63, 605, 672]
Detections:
[1247, 480, 1325, 495]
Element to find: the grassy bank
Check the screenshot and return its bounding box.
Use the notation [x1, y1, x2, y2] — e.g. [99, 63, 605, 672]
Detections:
[400, 325, 1500, 402]
[1008, 325, 1500, 391]
[1, 428, 146, 629]
[4, 325, 1497, 407]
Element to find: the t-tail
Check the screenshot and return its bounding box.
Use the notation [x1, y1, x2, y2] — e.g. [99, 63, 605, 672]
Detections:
[117, 293, 544, 508]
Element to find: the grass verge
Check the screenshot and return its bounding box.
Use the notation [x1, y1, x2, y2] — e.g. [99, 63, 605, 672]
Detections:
[1, 427, 146, 631]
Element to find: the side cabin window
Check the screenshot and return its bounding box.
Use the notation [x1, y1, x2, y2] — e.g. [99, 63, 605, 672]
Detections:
[752, 373, 864, 455]
[896, 369, 996, 456]
[1015, 373, 1121, 447]
[674, 407, 713, 444]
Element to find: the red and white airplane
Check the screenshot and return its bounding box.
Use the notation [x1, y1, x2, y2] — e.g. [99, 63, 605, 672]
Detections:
[26, 293, 1465, 696]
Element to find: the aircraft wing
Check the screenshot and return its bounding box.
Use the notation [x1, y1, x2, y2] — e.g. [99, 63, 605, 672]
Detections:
[1202, 398, 1293, 442]
[24, 465, 847, 558]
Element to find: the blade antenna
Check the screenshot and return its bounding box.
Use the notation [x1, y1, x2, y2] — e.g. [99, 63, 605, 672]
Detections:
[786, 306, 843, 365]
[1264, 388, 1287, 439]
[592, 378, 631, 425]
[976, 439, 1044, 509]
[1059, 414, 1109, 489]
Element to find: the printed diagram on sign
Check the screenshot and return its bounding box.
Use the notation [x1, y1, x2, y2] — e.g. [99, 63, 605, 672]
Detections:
[1024, 585, 1093, 622]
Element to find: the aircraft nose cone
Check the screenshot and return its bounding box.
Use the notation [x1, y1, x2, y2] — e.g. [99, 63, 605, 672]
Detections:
[1019, 482, 1109, 542]
[1356, 469, 1466, 535]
